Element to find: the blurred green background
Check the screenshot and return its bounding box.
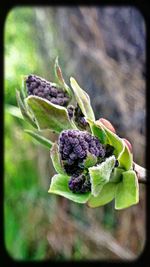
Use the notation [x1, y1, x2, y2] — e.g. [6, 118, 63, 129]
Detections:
[4, 6, 146, 261]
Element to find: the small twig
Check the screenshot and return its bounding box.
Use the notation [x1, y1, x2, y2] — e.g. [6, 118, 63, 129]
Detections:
[133, 162, 148, 184]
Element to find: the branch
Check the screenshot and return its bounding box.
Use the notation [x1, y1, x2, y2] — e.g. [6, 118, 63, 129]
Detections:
[134, 162, 148, 184]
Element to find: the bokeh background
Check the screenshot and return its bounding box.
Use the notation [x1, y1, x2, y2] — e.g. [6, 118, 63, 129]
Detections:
[4, 6, 146, 261]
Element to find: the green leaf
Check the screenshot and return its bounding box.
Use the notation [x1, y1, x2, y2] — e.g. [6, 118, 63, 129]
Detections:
[110, 167, 124, 183]
[48, 174, 90, 203]
[25, 129, 53, 149]
[88, 182, 117, 208]
[54, 57, 72, 97]
[50, 143, 66, 175]
[88, 120, 107, 144]
[115, 170, 139, 210]
[119, 143, 133, 171]
[83, 152, 97, 168]
[21, 75, 28, 98]
[26, 96, 74, 133]
[95, 120, 125, 159]
[37, 129, 59, 143]
[89, 156, 116, 197]
[16, 90, 37, 128]
[5, 104, 23, 119]
[70, 77, 95, 121]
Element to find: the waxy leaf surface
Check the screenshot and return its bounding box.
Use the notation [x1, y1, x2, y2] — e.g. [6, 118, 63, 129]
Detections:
[88, 182, 117, 207]
[16, 90, 37, 128]
[26, 96, 74, 133]
[25, 129, 53, 149]
[70, 77, 95, 121]
[48, 174, 90, 203]
[89, 156, 116, 196]
[119, 143, 133, 170]
[115, 170, 139, 209]
[95, 120, 125, 159]
[50, 143, 66, 175]
[88, 120, 107, 144]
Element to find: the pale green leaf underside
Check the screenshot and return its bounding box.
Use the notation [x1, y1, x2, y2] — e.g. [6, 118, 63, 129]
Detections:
[95, 121, 125, 159]
[115, 170, 139, 210]
[88, 120, 107, 144]
[16, 90, 37, 128]
[119, 144, 133, 171]
[50, 143, 66, 175]
[110, 167, 124, 183]
[48, 174, 90, 203]
[70, 77, 95, 121]
[26, 96, 73, 133]
[21, 76, 28, 98]
[6, 104, 23, 119]
[88, 182, 117, 207]
[25, 129, 53, 149]
[89, 155, 116, 197]
[83, 152, 97, 168]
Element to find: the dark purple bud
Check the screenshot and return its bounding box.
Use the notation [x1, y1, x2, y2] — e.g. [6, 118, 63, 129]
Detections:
[69, 152, 77, 160]
[115, 160, 119, 167]
[105, 144, 114, 157]
[33, 89, 38, 94]
[44, 87, 49, 94]
[57, 92, 64, 98]
[67, 159, 74, 165]
[74, 104, 88, 129]
[38, 92, 44, 97]
[51, 98, 59, 105]
[26, 74, 70, 107]
[68, 174, 91, 193]
[67, 105, 74, 119]
[50, 87, 57, 96]
[58, 129, 106, 175]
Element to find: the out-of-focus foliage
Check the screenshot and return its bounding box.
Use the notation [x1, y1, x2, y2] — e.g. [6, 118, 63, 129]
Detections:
[5, 8, 56, 260]
[4, 6, 145, 261]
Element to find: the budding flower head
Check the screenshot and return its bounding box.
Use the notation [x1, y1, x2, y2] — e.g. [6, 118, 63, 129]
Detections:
[26, 74, 70, 107]
[68, 173, 91, 193]
[58, 129, 106, 175]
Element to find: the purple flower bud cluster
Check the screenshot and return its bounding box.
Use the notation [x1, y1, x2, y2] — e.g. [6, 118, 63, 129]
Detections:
[74, 105, 88, 128]
[59, 129, 105, 175]
[68, 173, 91, 193]
[67, 105, 74, 119]
[26, 74, 69, 106]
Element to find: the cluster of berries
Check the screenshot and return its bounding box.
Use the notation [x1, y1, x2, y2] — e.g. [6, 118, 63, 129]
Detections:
[26, 75, 69, 106]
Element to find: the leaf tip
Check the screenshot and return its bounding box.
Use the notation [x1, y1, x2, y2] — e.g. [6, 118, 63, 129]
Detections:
[54, 56, 59, 67]
[97, 118, 116, 134]
[70, 76, 76, 84]
[122, 138, 133, 153]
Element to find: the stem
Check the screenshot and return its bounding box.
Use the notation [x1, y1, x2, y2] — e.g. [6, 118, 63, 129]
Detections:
[133, 162, 148, 184]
